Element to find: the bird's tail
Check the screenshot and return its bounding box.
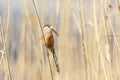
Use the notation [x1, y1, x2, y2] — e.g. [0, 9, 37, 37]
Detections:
[51, 49, 60, 73]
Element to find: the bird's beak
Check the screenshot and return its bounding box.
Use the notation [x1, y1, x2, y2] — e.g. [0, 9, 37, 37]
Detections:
[50, 26, 59, 36]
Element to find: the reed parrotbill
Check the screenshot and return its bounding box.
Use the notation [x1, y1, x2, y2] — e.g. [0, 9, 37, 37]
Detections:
[43, 24, 60, 72]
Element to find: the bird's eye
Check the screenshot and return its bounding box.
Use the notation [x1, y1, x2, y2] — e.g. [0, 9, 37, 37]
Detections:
[50, 26, 53, 29]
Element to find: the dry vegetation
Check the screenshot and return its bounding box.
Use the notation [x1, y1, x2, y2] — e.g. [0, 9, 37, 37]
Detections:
[0, 0, 120, 80]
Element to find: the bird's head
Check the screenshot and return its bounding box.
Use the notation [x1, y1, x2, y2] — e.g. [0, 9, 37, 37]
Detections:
[43, 24, 59, 36]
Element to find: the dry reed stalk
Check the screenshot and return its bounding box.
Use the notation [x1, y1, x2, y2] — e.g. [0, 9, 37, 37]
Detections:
[105, 4, 120, 53]
[5, 0, 12, 79]
[99, 0, 112, 80]
[92, 0, 109, 80]
[22, 0, 44, 80]
[116, 0, 120, 78]
[0, 50, 4, 67]
[106, 1, 120, 53]
[106, 1, 120, 79]
[0, 22, 5, 67]
[0, 16, 12, 80]
[100, 1, 113, 80]
[77, 0, 90, 80]
[18, 18, 26, 80]
[32, 0, 54, 80]
[117, 0, 120, 12]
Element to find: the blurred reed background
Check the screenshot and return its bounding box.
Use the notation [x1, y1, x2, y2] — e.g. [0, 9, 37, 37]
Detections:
[0, 0, 120, 80]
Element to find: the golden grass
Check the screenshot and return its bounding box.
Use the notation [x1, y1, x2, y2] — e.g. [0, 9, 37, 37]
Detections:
[0, 0, 120, 80]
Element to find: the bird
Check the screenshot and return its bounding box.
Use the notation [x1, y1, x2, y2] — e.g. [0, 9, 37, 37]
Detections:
[43, 24, 60, 72]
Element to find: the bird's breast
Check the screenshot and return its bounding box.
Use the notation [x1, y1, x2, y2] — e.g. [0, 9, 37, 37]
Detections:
[45, 34, 54, 49]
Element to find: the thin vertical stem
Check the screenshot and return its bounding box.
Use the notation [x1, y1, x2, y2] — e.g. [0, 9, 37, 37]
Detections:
[0, 16, 12, 80]
[78, 0, 89, 80]
[32, 0, 54, 80]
